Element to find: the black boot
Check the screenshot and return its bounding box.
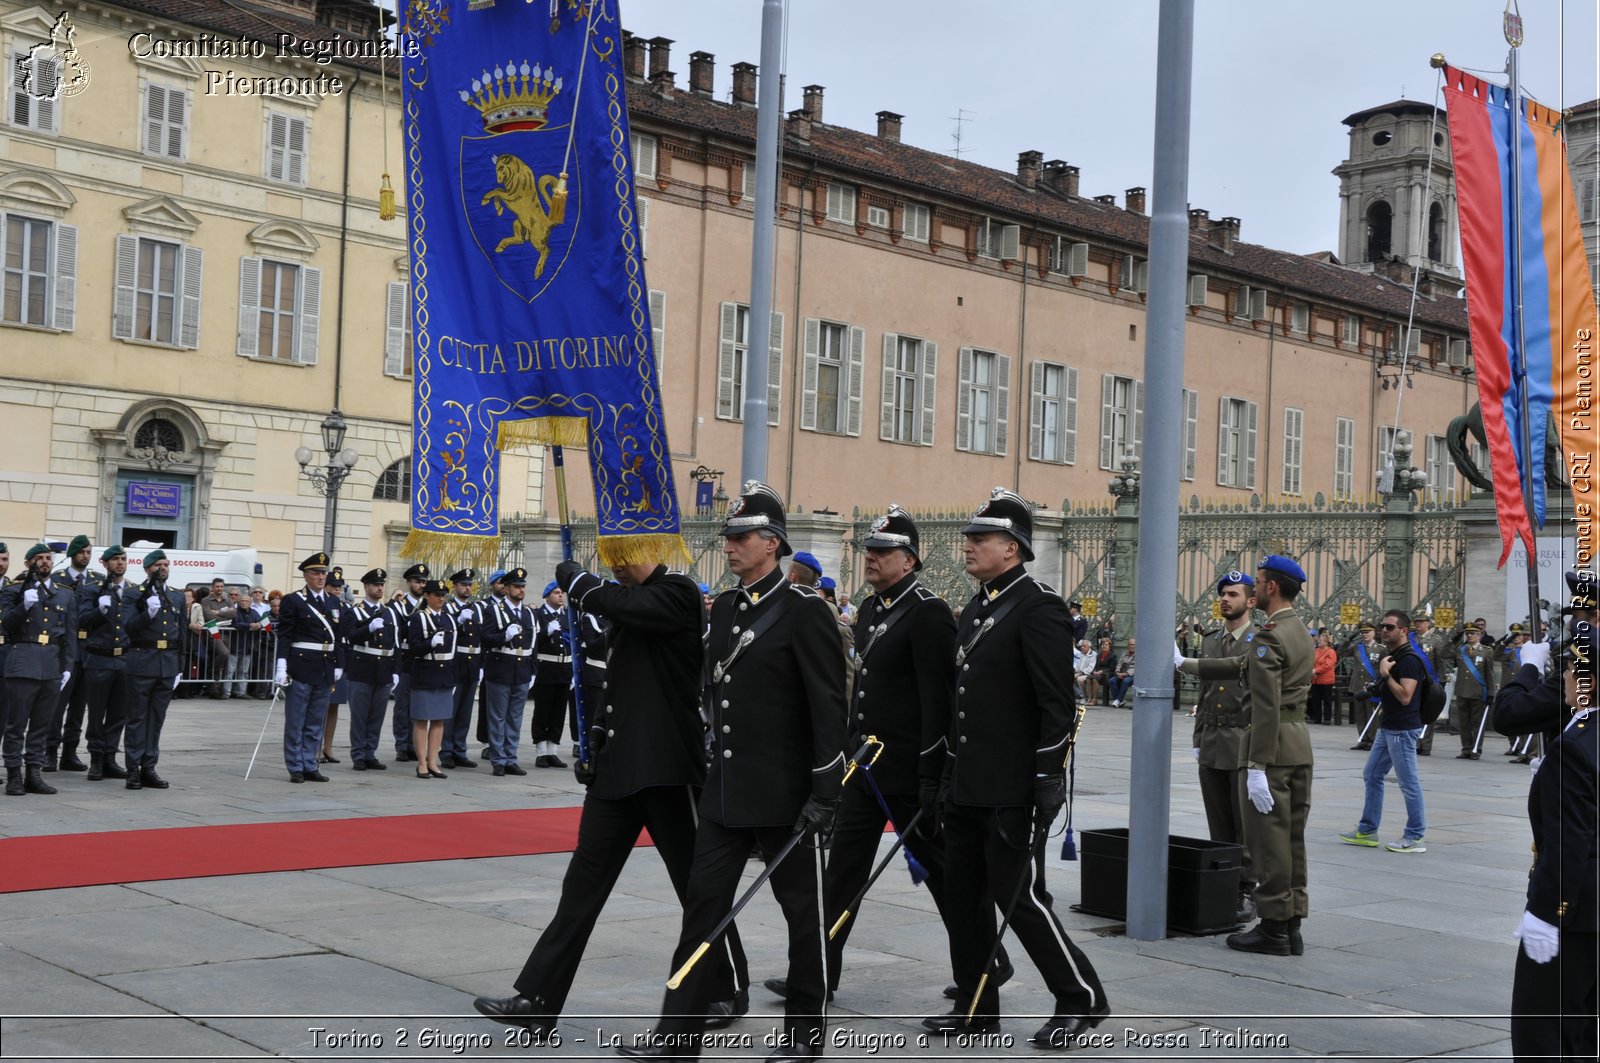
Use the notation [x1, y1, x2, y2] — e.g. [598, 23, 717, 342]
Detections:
[24, 766, 58, 795]
[87, 753, 104, 781]
[59, 748, 87, 772]
[1226, 918, 1292, 955]
[139, 767, 170, 789]
[125, 765, 143, 790]
[42, 746, 57, 772]
[1288, 917, 1305, 956]
[5, 767, 23, 796]
[102, 754, 128, 779]
[1235, 883, 1257, 925]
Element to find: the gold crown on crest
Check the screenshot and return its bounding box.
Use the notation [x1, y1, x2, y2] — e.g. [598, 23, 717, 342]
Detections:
[459, 60, 563, 134]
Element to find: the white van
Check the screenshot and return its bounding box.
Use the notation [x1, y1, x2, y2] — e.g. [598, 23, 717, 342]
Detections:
[48, 540, 260, 592]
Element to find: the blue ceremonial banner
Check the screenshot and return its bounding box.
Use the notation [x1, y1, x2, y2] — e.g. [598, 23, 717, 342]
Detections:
[401, 0, 685, 567]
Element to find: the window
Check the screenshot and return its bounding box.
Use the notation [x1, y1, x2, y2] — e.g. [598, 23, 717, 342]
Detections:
[1098, 374, 1145, 469]
[383, 280, 412, 378]
[236, 256, 322, 363]
[1182, 387, 1198, 481]
[631, 131, 657, 179]
[265, 111, 308, 185]
[142, 83, 187, 159]
[636, 196, 649, 257]
[9, 48, 59, 132]
[1290, 301, 1309, 334]
[1281, 407, 1304, 495]
[977, 218, 1019, 260]
[1365, 200, 1393, 262]
[113, 234, 201, 348]
[1187, 274, 1208, 306]
[1581, 176, 1597, 224]
[740, 160, 755, 199]
[1119, 256, 1148, 292]
[373, 458, 411, 502]
[1049, 238, 1089, 277]
[801, 319, 863, 435]
[1236, 286, 1266, 321]
[1028, 361, 1079, 464]
[1446, 337, 1468, 368]
[716, 301, 782, 425]
[901, 203, 929, 243]
[1427, 202, 1445, 261]
[957, 347, 1010, 455]
[1423, 434, 1458, 502]
[1342, 313, 1361, 345]
[1216, 396, 1258, 489]
[879, 333, 937, 446]
[1, 214, 75, 330]
[1377, 425, 1405, 480]
[1334, 416, 1355, 498]
[648, 289, 665, 386]
[866, 204, 890, 229]
[825, 183, 855, 225]
[134, 418, 184, 453]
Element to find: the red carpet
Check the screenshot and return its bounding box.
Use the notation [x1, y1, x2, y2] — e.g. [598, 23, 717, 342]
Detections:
[0, 806, 644, 893]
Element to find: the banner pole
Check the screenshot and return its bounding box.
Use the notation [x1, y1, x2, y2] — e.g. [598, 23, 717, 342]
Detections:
[551, 445, 590, 771]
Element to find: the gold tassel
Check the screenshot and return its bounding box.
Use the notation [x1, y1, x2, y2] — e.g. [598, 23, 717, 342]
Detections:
[596, 533, 692, 569]
[496, 415, 588, 450]
[548, 173, 568, 224]
[378, 173, 396, 221]
[400, 529, 502, 572]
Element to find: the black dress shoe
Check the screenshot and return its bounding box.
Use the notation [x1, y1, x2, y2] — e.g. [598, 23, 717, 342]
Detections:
[472, 994, 556, 1033]
[921, 1010, 999, 1034]
[1350, 743, 1372, 751]
[319, 752, 340, 764]
[493, 764, 506, 777]
[505, 763, 527, 775]
[396, 750, 416, 762]
[439, 754, 457, 769]
[1416, 749, 1431, 757]
[353, 760, 368, 771]
[304, 771, 329, 782]
[366, 759, 388, 770]
[1030, 1002, 1112, 1050]
[139, 768, 169, 789]
[616, 1037, 694, 1060]
[547, 753, 568, 768]
[428, 769, 448, 779]
[941, 958, 1014, 1000]
[763, 978, 834, 1002]
[533, 755, 553, 768]
[1235, 891, 1257, 925]
[289, 772, 305, 783]
[703, 987, 749, 1029]
[453, 755, 477, 768]
[1226, 918, 1292, 955]
[1288, 916, 1305, 956]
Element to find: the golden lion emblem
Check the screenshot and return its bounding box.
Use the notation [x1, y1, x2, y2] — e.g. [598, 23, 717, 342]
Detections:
[480, 154, 563, 279]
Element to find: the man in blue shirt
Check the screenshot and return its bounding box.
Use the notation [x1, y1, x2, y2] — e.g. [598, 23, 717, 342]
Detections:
[1339, 609, 1428, 853]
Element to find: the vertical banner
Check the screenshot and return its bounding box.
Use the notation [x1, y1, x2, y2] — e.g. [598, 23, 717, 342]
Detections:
[401, 0, 686, 568]
[1442, 64, 1599, 568]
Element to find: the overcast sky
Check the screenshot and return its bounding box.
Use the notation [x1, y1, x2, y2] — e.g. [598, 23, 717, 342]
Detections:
[618, 0, 1599, 257]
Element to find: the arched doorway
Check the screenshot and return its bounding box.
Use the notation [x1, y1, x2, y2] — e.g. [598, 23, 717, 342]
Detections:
[90, 399, 225, 549]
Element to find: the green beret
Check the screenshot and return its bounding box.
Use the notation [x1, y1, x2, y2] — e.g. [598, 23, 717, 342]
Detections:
[67, 534, 91, 554]
[143, 549, 168, 567]
[101, 545, 126, 562]
[24, 543, 50, 561]
[0, 541, 9, 553]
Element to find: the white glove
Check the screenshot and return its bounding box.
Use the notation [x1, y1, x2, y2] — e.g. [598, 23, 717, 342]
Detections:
[430, 631, 446, 648]
[23, 589, 39, 608]
[1191, 746, 1200, 762]
[391, 673, 400, 689]
[1173, 642, 1186, 670]
[504, 623, 522, 640]
[1529, 755, 1544, 777]
[146, 596, 161, 617]
[1521, 640, 1552, 674]
[546, 620, 561, 636]
[334, 668, 344, 682]
[1246, 768, 1274, 814]
[368, 617, 386, 632]
[274, 661, 289, 688]
[59, 670, 71, 691]
[477, 668, 484, 685]
[98, 594, 113, 613]
[172, 674, 181, 691]
[1515, 910, 1560, 963]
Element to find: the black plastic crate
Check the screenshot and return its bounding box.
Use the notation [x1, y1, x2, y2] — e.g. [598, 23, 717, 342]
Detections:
[1075, 828, 1243, 935]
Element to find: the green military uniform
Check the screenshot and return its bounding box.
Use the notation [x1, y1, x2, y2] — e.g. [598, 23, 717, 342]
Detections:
[1193, 621, 1255, 892]
[1345, 629, 1384, 746]
[1413, 628, 1451, 754]
[1452, 631, 1495, 757]
[1192, 605, 1313, 925]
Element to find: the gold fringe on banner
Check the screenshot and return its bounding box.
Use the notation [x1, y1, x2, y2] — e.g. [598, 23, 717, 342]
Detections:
[400, 529, 502, 571]
[596, 533, 692, 570]
[496, 416, 589, 450]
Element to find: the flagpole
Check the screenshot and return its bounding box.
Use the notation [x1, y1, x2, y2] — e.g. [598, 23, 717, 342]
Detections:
[551, 445, 590, 772]
[1505, 9, 1544, 641]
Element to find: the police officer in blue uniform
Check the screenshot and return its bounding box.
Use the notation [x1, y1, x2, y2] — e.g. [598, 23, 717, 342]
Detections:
[121, 548, 182, 790]
[275, 552, 343, 783]
[444, 569, 483, 769]
[477, 567, 535, 775]
[79, 545, 132, 781]
[345, 568, 396, 771]
[2, 543, 75, 795]
[391, 563, 428, 761]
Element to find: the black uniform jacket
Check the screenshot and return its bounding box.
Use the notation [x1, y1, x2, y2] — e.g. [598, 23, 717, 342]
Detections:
[406, 607, 457, 690]
[56, 566, 100, 660]
[0, 574, 75, 679]
[850, 571, 956, 794]
[343, 597, 399, 685]
[533, 603, 571, 686]
[448, 596, 483, 681]
[578, 612, 610, 688]
[1495, 663, 1565, 744]
[568, 565, 709, 801]
[121, 580, 184, 679]
[392, 594, 421, 676]
[274, 588, 343, 686]
[1525, 711, 1599, 932]
[701, 566, 847, 827]
[948, 564, 1077, 807]
[78, 578, 132, 668]
[480, 596, 536, 687]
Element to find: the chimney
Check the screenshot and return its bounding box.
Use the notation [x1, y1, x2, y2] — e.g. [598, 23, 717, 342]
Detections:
[622, 33, 646, 79]
[876, 110, 903, 142]
[1125, 186, 1146, 215]
[647, 37, 673, 78]
[731, 61, 756, 106]
[802, 84, 824, 124]
[1211, 216, 1240, 254]
[1188, 207, 1211, 233]
[688, 51, 714, 96]
[1093, 193, 1116, 207]
[787, 107, 811, 143]
[1016, 150, 1043, 190]
[1042, 160, 1079, 197]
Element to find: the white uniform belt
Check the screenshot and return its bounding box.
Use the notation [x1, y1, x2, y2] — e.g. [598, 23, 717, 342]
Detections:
[291, 641, 335, 653]
[455, 646, 481, 655]
[585, 659, 608, 669]
[537, 653, 568, 663]
[494, 647, 533, 657]
[426, 651, 456, 662]
[351, 646, 393, 657]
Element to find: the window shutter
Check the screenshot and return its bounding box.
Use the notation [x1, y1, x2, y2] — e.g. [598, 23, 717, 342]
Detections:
[1249, 289, 1267, 321]
[166, 87, 187, 158]
[648, 288, 666, 386]
[800, 317, 820, 431]
[286, 116, 307, 185]
[845, 325, 864, 437]
[296, 264, 322, 364]
[1000, 224, 1020, 261]
[236, 256, 261, 357]
[716, 301, 738, 420]
[994, 353, 1011, 456]
[384, 280, 407, 376]
[1182, 387, 1197, 480]
[1244, 400, 1259, 488]
[919, 341, 937, 446]
[178, 244, 203, 349]
[1131, 377, 1144, 459]
[955, 346, 974, 452]
[144, 84, 165, 155]
[1099, 373, 1115, 469]
[637, 195, 649, 258]
[1237, 286, 1254, 321]
[112, 234, 138, 340]
[51, 222, 76, 331]
[1188, 274, 1207, 306]
[1216, 396, 1231, 485]
[766, 310, 783, 427]
[266, 112, 287, 181]
[1062, 366, 1079, 465]
[879, 332, 897, 441]
[1068, 242, 1088, 277]
[1029, 361, 1046, 461]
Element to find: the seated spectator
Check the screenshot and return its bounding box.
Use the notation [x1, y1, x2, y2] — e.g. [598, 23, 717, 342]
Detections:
[1092, 637, 1117, 705]
[1075, 639, 1097, 704]
[1109, 637, 1137, 707]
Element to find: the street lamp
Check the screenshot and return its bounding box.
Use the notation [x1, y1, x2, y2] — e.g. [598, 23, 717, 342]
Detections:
[297, 408, 359, 555]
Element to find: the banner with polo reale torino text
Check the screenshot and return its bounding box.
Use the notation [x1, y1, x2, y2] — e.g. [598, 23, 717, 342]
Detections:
[400, 0, 685, 568]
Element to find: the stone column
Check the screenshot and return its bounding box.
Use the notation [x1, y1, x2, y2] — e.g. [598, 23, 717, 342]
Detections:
[784, 511, 851, 583]
[1459, 494, 1510, 634]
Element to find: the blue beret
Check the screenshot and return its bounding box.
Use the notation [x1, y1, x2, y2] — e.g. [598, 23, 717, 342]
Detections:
[489, 570, 506, 585]
[1258, 554, 1307, 585]
[792, 551, 823, 577]
[697, 582, 711, 594]
[543, 581, 560, 598]
[818, 576, 837, 591]
[1217, 570, 1255, 595]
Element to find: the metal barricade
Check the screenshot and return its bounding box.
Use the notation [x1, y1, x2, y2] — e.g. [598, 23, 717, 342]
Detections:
[173, 623, 280, 700]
